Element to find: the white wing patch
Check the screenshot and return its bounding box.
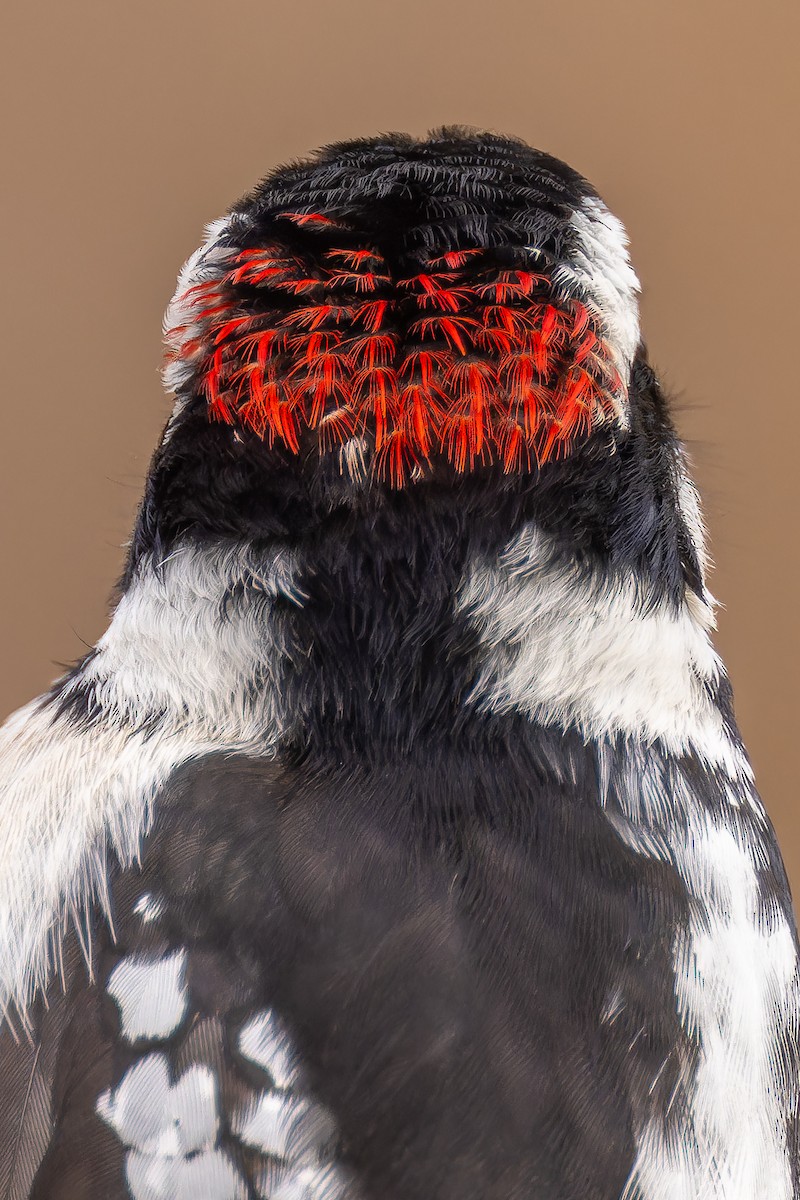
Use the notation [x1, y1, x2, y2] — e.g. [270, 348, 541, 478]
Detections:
[97, 1053, 243, 1200]
[97, 1055, 218, 1158]
[108, 950, 189, 1042]
[232, 1008, 348, 1196]
[97, 997, 354, 1200]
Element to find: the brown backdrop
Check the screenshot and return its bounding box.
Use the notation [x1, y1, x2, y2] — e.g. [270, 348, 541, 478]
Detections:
[2, 1, 798, 889]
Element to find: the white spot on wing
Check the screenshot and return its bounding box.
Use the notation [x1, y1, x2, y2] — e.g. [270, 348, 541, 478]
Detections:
[97, 1054, 176, 1155]
[133, 892, 164, 924]
[232, 1007, 348, 1198]
[234, 1091, 335, 1159]
[271, 1163, 354, 1200]
[126, 1148, 245, 1200]
[107, 950, 189, 1042]
[124, 1150, 176, 1200]
[166, 1062, 220, 1152]
[98, 1053, 244, 1199]
[97, 1054, 217, 1155]
[239, 1009, 298, 1088]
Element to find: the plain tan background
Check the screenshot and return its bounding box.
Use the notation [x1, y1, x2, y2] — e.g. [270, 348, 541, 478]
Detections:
[1, 1, 798, 889]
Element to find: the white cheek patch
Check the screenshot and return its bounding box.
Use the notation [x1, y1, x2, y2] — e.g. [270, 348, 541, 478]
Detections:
[79, 540, 301, 731]
[674, 446, 712, 590]
[162, 216, 236, 398]
[557, 195, 641, 394]
[458, 523, 734, 767]
[107, 950, 189, 1043]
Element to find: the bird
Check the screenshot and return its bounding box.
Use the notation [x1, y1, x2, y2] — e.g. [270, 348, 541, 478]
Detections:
[0, 128, 797, 1200]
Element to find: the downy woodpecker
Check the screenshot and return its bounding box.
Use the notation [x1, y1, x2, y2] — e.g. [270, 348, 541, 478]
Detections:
[0, 130, 797, 1200]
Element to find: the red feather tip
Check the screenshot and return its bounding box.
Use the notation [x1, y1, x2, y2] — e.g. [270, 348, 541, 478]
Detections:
[167, 231, 623, 486]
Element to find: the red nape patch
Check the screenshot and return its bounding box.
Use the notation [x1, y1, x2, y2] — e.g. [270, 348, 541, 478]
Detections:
[166, 221, 623, 486]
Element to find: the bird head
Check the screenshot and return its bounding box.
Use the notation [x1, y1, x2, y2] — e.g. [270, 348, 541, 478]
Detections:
[130, 130, 703, 616]
[161, 131, 640, 488]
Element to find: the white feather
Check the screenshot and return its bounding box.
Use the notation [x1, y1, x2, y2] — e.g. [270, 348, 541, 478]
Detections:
[126, 1148, 245, 1200]
[461, 517, 799, 1194]
[239, 1008, 299, 1089]
[559, 195, 642, 389]
[602, 746, 800, 1199]
[162, 216, 235, 399]
[0, 539, 294, 1016]
[270, 1164, 355, 1200]
[458, 522, 736, 766]
[107, 950, 189, 1042]
[233, 1090, 335, 1160]
[98, 1053, 244, 1200]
